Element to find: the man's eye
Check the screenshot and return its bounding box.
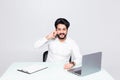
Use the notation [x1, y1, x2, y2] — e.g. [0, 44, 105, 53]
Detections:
[58, 29, 61, 30]
[63, 29, 66, 30]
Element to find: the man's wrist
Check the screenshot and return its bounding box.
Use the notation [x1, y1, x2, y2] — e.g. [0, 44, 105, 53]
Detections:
[46, 35, 51, 40]
[70, 62, 75, 66]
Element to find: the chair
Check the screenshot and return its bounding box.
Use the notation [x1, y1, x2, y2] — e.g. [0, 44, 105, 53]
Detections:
[43, 51, 71, 62]
[43, 51, 48, 62]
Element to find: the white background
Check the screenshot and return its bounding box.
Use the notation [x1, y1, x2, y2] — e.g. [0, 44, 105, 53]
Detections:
[0, 0, 120, 80]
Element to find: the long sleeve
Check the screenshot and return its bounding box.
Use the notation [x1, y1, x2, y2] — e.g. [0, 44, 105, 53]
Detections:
[34, 37, 48, 48]
[71, 41, 82, 66]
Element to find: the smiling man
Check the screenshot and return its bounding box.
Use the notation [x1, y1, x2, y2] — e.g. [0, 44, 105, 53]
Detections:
[34, 18, 82, 69]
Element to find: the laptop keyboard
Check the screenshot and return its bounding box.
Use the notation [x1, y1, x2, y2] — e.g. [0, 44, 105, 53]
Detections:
[74, 70, 81, 74]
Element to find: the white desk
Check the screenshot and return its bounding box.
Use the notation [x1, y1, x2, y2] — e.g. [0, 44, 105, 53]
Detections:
[0, 62, 114, 80]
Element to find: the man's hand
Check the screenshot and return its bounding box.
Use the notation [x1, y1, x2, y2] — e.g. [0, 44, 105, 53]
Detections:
[46, 30, 57, 40]
[64, 62, 75, 70]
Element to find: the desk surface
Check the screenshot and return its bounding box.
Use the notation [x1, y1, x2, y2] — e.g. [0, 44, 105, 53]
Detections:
[0, 62, 114, 80]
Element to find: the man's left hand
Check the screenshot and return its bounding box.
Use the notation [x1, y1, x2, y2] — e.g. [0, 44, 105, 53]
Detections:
[64, 63, 74, 70]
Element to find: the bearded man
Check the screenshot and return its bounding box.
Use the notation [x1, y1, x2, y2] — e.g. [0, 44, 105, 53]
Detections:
[34, 18, 82, 69]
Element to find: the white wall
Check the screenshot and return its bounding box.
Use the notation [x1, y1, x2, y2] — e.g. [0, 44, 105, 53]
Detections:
[0, 0, 120, 79]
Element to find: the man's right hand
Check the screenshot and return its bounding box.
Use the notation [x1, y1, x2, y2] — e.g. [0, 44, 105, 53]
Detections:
[46, 30, 57, 40]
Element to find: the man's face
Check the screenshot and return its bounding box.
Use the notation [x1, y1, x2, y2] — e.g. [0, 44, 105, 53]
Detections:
[56, 24, 68, 40]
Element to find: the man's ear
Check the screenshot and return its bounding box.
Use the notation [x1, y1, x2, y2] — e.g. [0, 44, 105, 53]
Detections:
[55, 29, 57, 31]
[55, 30, 58, 38]
[55, 29, 57, 33]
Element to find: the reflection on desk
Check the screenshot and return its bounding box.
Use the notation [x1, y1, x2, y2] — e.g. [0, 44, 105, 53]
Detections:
[0, 62, 114, 80]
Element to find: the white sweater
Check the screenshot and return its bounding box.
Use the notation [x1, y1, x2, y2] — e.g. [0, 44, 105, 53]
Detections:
[34, 37, 82, 66]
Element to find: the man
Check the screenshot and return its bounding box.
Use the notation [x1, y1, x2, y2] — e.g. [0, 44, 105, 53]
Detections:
[34, 18, 82, 69]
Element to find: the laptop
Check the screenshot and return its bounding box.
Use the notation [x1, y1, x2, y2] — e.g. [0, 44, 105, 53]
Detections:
[68, 52, 102, 76]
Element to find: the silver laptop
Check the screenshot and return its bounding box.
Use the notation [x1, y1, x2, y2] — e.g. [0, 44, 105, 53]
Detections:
[68, 52, 102, 76]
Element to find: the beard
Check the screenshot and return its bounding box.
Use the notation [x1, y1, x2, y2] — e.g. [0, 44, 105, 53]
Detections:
[57, 33, 67, 39]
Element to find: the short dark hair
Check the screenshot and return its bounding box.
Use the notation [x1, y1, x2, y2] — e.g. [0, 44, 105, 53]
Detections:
[54, 18, 70, 29]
